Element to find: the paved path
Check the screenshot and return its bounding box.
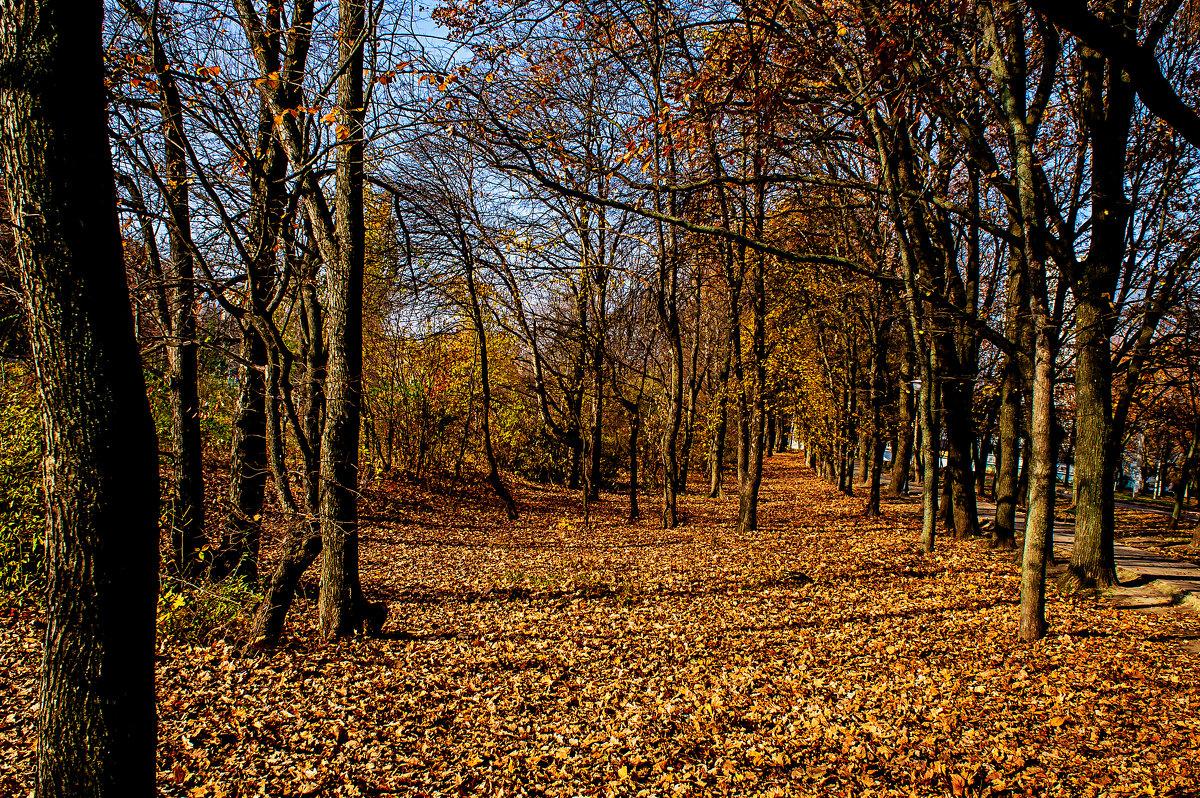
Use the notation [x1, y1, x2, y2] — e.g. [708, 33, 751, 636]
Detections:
[883, 476, 1200, 611]
[973, 491, 1200, 610]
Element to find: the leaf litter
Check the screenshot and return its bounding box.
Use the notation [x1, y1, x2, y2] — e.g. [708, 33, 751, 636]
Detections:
[2, 455, 1198, 797]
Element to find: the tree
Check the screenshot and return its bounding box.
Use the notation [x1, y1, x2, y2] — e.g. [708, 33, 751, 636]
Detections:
[115, 0, 205, 577]
[0, 0, 159, 792]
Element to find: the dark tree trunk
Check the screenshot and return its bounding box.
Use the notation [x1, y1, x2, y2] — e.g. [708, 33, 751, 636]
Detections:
[318, 0, 379, 638]
[0, 1, 160, 792]
[916, 342, 939, 553]
[994, 238, 1027, 553]
[212, 73, 292, 583]
[676, 311, 703, 491]
[211, 328, 268, 582]
[708, 381, 729, 498]
[587, 360, 604, 501]
[865, 338, 887, 517]
[662, 329, 683, 527]
[737, 251, 766, 535]
[1064, 23, 1137, 593]
[709, 292, 737, 498]
[941, 367, 980, 537]
[888, 332, 916, 497]
[993, 346, 1022, 549]
[627, 405, 641, 521]
[244, 522, 322, 652]
[1168, 423, 1197, 531]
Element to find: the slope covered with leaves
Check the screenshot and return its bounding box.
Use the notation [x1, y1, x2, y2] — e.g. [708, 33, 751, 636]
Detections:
[2, 456, 1198, 797]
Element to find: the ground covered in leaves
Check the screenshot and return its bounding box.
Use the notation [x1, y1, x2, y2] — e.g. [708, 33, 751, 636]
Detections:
[3, 455, 1200, 797]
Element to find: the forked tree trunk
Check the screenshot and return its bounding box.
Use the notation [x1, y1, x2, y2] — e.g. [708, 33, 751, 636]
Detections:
[0, 1, 160, 791]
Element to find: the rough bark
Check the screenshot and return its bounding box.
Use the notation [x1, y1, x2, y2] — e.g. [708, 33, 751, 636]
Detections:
[1064, 23, 1137, 593]
[1020, 315, 1056, 642]
[318, 0, 378, 638]
[211, 328, 268, 582]
[0, 1, 160, 792]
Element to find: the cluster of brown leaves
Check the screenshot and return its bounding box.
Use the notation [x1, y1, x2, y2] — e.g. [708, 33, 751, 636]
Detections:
[3, 456, 1199, 797]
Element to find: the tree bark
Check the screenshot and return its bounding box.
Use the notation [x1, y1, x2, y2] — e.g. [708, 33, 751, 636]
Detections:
[212, 328, 268, 582]
[888, 331, 916, 497]
[0, 1, 160, 792]
[1064, 25, 1137, 593]
[1020, 313, 1056, 642]
[737, 249, 766, 534]
[318, 0, 377, 638]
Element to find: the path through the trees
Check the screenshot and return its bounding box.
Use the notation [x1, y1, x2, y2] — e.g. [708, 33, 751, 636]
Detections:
[970, 490, 1200, 613]
[2, 455, 1199, 796]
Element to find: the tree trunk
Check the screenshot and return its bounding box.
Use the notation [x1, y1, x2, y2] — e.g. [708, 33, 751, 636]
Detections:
[708, 368, 730, 498]
[1064, 28, 1136, 593]
[941, 368, 980, 537]
[1019, 316, 1056, 642]
[917, 345, 939, 553]
[993, 346, 1022, 549]
[1168, 423, 1197, 531]
[244, 523, 322, 651]
[0, 1, 160, 791]
[211, 327, 268, 582]
[765, 413, 776, 460]
[864, 340, 886, 517]
[627, 405, 641, 521]
[661, 327, 683, 527]
[888, 333, 916, 497]
[1065, 287, 1119, 590]
[318, 0, 376, 638]
[587, 357, 604, 501]
[212, 85, 291, 583]
[466, 248, 518, 521]
[737, 251, 766, 535]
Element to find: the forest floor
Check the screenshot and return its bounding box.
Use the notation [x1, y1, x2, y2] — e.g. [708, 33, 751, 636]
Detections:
[3, 455, 1200, 797]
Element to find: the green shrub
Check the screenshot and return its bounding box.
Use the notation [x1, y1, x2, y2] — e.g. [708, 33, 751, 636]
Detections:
[0, 363, 44, 602]
[157, 576, 260, 646]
